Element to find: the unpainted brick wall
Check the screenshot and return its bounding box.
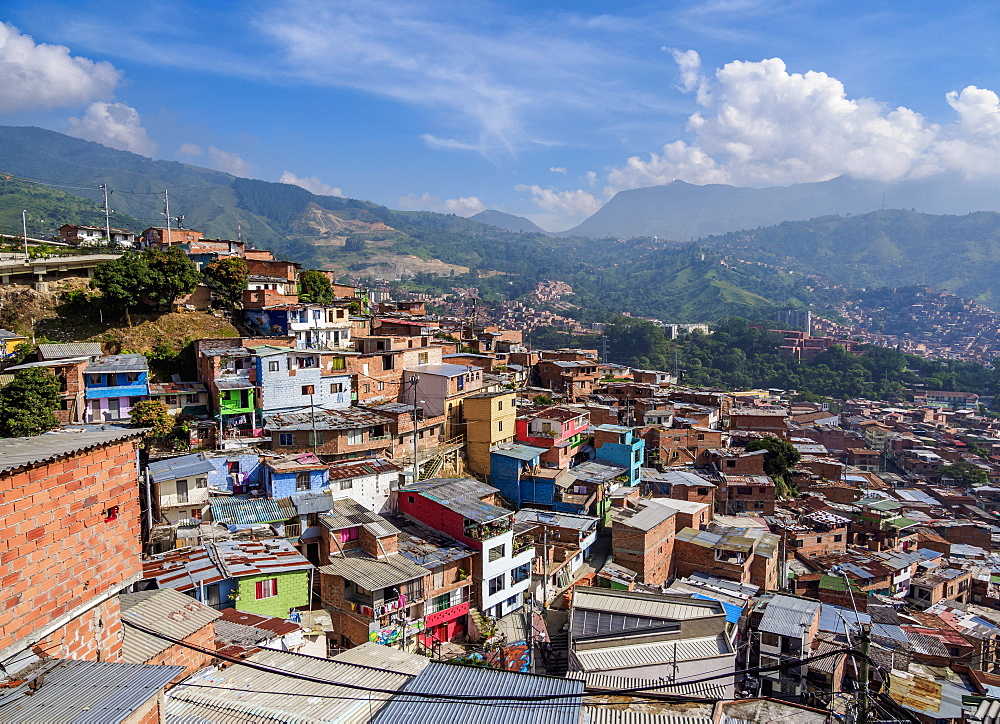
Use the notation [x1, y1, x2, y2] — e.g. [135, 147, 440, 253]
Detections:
[1, 439, 142, 658]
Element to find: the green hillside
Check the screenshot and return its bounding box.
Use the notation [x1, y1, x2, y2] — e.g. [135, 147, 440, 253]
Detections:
[0, 175, 144, 241]
[0, 125, 838, 321]
[702, 209, 1000, 307]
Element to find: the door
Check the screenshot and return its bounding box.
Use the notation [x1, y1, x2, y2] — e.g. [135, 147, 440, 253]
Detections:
[206, 584, 220, 608]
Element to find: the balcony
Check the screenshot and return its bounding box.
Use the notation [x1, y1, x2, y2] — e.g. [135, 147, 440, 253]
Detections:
[463, 517, 512, 541]
[512, 534, 534, 556]
[284, 522, 302, 538]
[428, 589, 471, 614]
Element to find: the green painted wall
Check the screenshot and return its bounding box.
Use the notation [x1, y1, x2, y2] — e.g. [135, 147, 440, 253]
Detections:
[219, 388, 255, 415]
[236, 570, 309, 618]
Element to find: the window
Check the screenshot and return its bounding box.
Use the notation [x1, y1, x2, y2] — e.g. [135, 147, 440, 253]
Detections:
[104, 505, 119, 522]
[418, 352, 429, 364]
[737, 487, 752, 495]
[313, 309, 322, 320]
[107, 397, 120, 419]
[363, 384, 371, 394]
[489, 544, 506, 562]
[489, 575, 505, 596]
[347, 429, 363, 445]
[196, 477, 208, 488]
[227, 461, 240, 474]
[296, 471, 311, 492]
[382, 355, 394, 371]
[698, 488, 708, 496]
[302, 385, 315, 396]
[268, 360, 280, 372]
[457, 376, 464, 391]
[175, 479, 188, 504]
[340, 478, 353, 490]
[330, 382, 345, 394]
[330, 357, 346, 371]
[125, 372, 139, 383]
[378, 381, 385, 391]
[498, 420, 503, 432]
[407, 496, 415, 504]
[255, 578, 278, 599]
[278, 432, 294, 446]
[760, 632, 779, 647]
[834, 534, 843, 542]
[165, 395, 177, 405]
[341, 527, 360, 543]
[726, 460, 737, 468]
[497, 400, 503, 410]
[191, 508, 203, 520]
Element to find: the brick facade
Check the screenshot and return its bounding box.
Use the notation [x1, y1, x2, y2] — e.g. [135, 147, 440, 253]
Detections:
[33, 597, 124, 662]
[0, 433, 144, 663]
[141, 623, 217, 686]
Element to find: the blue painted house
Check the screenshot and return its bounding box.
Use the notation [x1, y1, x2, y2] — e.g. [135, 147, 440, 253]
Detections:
[489, 443, 550, 508]
[592, 425, 644, 486]
[84, 354, 149, 422]
[263, 453, 330, 497]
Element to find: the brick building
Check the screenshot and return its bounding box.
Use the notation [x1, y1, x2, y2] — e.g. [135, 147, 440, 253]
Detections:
[726, 407, 790, 440]
[119, 589, 222, 686]
[0, 428, 147, 668]
[610, 500, 677, 587]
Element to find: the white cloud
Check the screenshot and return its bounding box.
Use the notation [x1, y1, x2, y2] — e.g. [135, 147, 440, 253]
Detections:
[549, 166, 567, 174]
[178, 143, 202, 155]
[66, 101, 156, 156]
[280, 171, 344, 196]
[604, 55, 1000, 192]
[516, 184, 602, 219]
[585, 171, 599, 186]
[397, 193, 485, 216]
[0, 22, 121, 113]
[208, 146, 254, 177]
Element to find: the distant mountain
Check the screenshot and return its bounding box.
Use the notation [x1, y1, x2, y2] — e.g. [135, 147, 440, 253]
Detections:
[564, 175, 1000, 240]
[701, 208, 1000, 307]
[470, 209, 546, 234]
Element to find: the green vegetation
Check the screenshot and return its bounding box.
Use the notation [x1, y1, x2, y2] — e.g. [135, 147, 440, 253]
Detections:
[91, 247, 201, 317]
[203, 257, 248, 310]
[588, 317, 998, 401]
[703, 209, 1000, 306]
[0, 174, 144, 242]
[745, 437, 801, 497]
[299, 270, 335, 303]
[129, 399, 174, 439]
[0, 368, 60, 437]
[938, 460, 990, 486]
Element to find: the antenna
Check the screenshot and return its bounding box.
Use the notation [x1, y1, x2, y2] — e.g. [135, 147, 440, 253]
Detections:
[174, 214, 186, 229]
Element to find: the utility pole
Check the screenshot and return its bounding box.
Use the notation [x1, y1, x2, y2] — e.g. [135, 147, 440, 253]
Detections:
[857, 622, 871, 724]
[541, 525, 549, 609]
[309, 389, 317, 456]
[410, 377, 420, 483]
[99, 183, 112, 244]
[21, 210, 28, 261]
[163, 190, 172, 245]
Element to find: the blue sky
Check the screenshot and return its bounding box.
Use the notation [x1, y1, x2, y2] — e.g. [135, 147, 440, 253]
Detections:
[3, 1, 1000, 231]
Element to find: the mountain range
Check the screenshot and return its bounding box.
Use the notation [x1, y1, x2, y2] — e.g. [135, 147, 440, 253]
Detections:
[563, 174, 1000, 240]
[5, 124, 1000, 315]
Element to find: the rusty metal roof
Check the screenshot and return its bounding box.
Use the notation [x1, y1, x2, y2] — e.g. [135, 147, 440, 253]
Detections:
[265, 407, 390, 431]
[328, 457, 399, 480]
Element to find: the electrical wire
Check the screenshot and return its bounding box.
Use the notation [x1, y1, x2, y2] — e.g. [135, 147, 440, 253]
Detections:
[124, 617, 871, 703]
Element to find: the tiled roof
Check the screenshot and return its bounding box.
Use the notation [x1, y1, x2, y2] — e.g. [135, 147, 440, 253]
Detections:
[320, 549, 428, 590]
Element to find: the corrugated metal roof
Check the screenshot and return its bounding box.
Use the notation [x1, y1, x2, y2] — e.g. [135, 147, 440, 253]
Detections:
[758, 595, 820, 638]
[492, 443, 547, 461]
[212, 538, 313, 578]
[331, 641, 431, 675]
[612, 501, 676, 531]
[0, 427, 144, 473]
[86, 353, 149, 373]
[119, 589, 222, 664]
[320, 549, 428, 591]
[266, 406, 390, 431]
[0, 658, 183, 724]
[574, 634, 733, 671]
[401, 478, 509, 523]
[573, 588, 724, 622]
[166, 647, 412, 723]
[580, 707, 714, 724]
[569, 460, 628, 483]
[210, 497, 287, 526]
[577, 672, 728, 699]
[372, 660, 583, 724]
[888, 669, 968, 720]
[148, 452, 216, 483]
[38, 342, 103, 359]
[514, 509, 599, 532]
[214, 377, 254, 390]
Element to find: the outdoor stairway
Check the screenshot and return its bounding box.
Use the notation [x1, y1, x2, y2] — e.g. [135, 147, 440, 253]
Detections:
[544, 630, 570, 677]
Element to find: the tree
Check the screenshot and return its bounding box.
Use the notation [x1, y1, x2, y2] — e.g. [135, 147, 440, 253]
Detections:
[0, 367, 61, 437]
[938, 460, 989, 487]
[144, 246, 201, 308]
[744, 436, 801, 485]
[91, 251, 151, 320]
[129, 399, 174, 441]
[204, 257, 248, 309]
[299, 270, 335, 303]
